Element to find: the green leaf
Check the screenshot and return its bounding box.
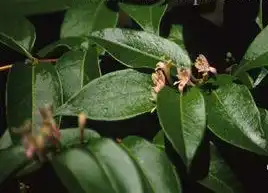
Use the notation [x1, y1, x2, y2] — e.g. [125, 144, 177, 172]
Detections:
[153, 130, 165, 148]
[234, 25, 268, 75]
[55, 69, 154, 121]
[61, 0, 118, 38]
[119, 2, 167, 35]
[168, 24, 185, 48]
[0, 130, 13, 150]
[0, 15, 35, 58]
[6, 63, 63, 144]
[56, 46, 101, 103]
[206, 83, 268, 155]
[199, 143, 243, 193]
[122, 136, 182, 193]
[259, 108, 268, 141]
[15, 128, 101, 178]
[156, 87, 206, 167]
[207, 74, 236, 87]
[0, 146, 29, 185]
[37, 37, 87, 57]
[89, 28, 191, 69]
[236, 71, 254, 89]
[59, 128, 101, 148]
[0, 0, 73, 16]
[52, 138, 144, 193]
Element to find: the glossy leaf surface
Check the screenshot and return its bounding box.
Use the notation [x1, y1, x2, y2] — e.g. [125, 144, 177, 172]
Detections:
[122, 136, 182, 193]
[55, 69, 154, 121]
[199, 143, 243, 193]
[52, 138, 144, 193]
[89, 28, 191, 69]
[119, 2, 167, 34]
[61, 0, 118, 38]
[207, 84, 268, 155]
[235, 25, 268, 75]
[37, 37, 87, 57]
[157, 87, 206, 167]
[6, 63, 63, 143]
[0, 15, 35, 58]
[56, 47, 100, 103]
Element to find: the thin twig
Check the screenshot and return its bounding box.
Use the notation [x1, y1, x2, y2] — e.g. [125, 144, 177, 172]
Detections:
[0, 65, 12, 71]
[0, 58, 57, 72]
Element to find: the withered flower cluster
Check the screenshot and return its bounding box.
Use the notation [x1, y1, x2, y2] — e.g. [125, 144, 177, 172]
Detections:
[13, 105, 87, 162]
[151, 54, 217, 98]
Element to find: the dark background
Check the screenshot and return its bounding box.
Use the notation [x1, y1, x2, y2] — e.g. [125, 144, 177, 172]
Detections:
[1, 0, 268, 192]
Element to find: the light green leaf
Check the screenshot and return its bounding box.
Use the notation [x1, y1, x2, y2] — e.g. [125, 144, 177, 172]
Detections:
[6, 62, 63, 144]
[234, 25, 268, 75]
[52, 138, 144, 193]
[236, 71, 254, 89]
[59, 128, 101, 148]
[207, 83, 268, 155]
[259, 108, 268, 141]
[55, 69, 154, 121]
[156, 87, 206, 167]
[37, 37, 87, 57]
[89, 28, 191, 69]
[0, 146, 29, 185]
[199, 143, 243, 193]
[56, 46, 101, 103]
[253, 67, 268, 88]
[61, 0, 118, 38]
[119, 2, 167, 35]
[153, 130, 165, 148]
[0, 15, 35, 58]
[0, 130, 13, 150]
[168, 24, 185, 48]
[122, 136, 182, 193]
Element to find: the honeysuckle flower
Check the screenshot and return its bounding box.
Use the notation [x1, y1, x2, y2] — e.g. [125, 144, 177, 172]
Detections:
[151, 70, 166, 94]
[155, 60, 173, 84]
[194, 54, 217, 76]
[174, 68, 194, 92]
[39, 105, 61, 141]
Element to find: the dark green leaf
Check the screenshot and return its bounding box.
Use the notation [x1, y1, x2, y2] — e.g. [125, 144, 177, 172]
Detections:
[0, 16, 35, 58]
[199, 143, 243, 193]
[234, 25, 268, 75]
[61, 0, 118, 38]
[52, 138, 144, 193]
[56, 47, 101, 103]
[168, 24, 185, 48]
[0, 146, 29, 185]
[0, 0, 73, 16]
[207, 83, 268, 155]
[89, 28, 191, 69]
[15, 161, 42, 177]
[0, 130, 13, 150]
[259, 108, 268, 141]
[6, 63, 63, 143]
[37, 37, 87, 57]
[122, 136, 182, 193]
[156, 87, 206, 167]
[236, 72, 254, 89]
[55, 69, 154, 121]
[59, 128, 100, 148]
[207, 74, 236, 87]
[153, 130, 165, 148]
[119, 2, 167, 35]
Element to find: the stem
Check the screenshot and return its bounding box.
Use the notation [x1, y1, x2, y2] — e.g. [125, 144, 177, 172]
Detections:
[0, 64, 12, 71]
[0, 58, 57, 72]
[259, 0, 263, 30]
